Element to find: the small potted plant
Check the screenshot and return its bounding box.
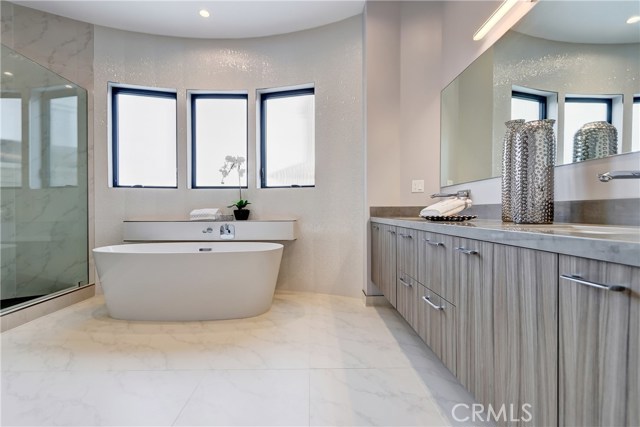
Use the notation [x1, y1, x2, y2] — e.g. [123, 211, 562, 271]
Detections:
[220, 155, 251, 220]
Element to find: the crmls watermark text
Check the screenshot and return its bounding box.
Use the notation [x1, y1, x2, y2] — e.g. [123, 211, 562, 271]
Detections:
[452, 403, 533, 423]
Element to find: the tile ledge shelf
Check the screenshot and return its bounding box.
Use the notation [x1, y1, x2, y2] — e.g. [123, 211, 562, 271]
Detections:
[122, 219, 297, 242]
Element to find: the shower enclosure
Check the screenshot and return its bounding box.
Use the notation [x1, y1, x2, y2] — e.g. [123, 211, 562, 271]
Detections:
[1, 45, 88, 312]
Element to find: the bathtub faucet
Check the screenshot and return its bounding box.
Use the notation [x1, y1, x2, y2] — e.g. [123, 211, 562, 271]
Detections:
[220, 224, 235, 240]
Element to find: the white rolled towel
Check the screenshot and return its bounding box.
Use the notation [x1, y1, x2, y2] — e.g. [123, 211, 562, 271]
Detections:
[189, 208, 220, 221]
[420, 198, 473, 217]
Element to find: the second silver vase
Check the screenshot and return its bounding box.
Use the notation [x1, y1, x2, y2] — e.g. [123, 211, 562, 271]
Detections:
[511, 119, 556, 224]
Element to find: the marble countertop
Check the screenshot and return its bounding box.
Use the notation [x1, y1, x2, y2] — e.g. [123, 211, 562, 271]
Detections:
[370, 217, 640, 267]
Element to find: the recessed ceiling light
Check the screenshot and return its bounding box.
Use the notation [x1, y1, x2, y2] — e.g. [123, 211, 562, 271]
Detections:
[3, 71, 13, 76]
[627, 15, 640, 24]
[199, 9, 210, 18]
[65, 85, 73, 89]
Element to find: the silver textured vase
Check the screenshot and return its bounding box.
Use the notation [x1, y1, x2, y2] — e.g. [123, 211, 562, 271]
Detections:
[511, 119, 556, 224]
[572, 121, 617, 162]
[501, 119, 525, 222]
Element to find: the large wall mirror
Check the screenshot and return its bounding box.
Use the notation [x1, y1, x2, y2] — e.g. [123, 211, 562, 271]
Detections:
[441, 0, 640, 186]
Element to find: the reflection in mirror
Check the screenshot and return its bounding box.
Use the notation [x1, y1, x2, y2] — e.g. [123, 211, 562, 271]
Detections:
[0, 44, 88, 312]
[441, 0, 640, 187]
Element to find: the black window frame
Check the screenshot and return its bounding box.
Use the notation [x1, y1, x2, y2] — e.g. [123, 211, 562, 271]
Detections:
[190, 93, 249, 189]
[260, 87, 315, 189]
[512, 90, 548, 120]
[111, 85, 178, 188]
[565, 96, 613, 123]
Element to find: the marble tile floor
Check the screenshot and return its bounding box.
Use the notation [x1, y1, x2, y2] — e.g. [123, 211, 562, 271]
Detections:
[1, 291, 484, 427]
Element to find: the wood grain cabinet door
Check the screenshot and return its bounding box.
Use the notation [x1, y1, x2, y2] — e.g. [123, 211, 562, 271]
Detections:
[377, 224, 397, 307]
[397, 275, 418, 330]
[558, 255, 638, 427]
[418, 232, 455, 304]
[370, 223, 381, 289]
[397, 227, 418, 281]
[453, 237, 494, 407]
[493, 245, 558, 427]
[416, 284, 456, 375]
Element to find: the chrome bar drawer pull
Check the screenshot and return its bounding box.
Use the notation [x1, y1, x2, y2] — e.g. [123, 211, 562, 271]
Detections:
[399, 278, 412, 288]
[424, 239, 444, 247]
[422, 295, 444, 311]
[388, 230, 396, 235]
[560, 274, 627, 292]
[455, 247, 478, 255]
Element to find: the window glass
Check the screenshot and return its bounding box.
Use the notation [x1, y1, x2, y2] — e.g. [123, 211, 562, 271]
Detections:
[112, 87, 177, 187]
[0, 97, 22, 187]
[633, 98, 639, 152]
[192, 95, 247, 188]
[261, 89, 315, 187]
[49, 96, 78, 187]
[511, 97, 541, 122]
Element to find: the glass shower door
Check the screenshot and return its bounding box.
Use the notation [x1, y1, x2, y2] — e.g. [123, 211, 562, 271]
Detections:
[1, 45, 88, 312]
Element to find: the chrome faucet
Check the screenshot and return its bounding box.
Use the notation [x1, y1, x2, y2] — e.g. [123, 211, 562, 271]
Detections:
[598, 171, 640, 182]
[430, 189, 471, 198]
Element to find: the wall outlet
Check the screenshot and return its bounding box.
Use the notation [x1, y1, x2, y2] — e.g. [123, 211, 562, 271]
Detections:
[411, 180, 424, 193]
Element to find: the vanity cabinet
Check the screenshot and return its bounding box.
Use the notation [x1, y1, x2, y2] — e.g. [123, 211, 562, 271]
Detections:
[371, 223, 397, 307]
[558, 256, 639, 427]
[453, 237, 495, 407]
[492, 245, 558, 427]
[369, 218, 638, 427]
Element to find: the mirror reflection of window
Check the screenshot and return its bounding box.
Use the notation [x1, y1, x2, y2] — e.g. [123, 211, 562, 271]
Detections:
[633, 97, 640, 152]
[564, 97, 614, 163]
[0, 97, 22, 187]
[511, 91, 546, 122]
[49, 96, 78, 187]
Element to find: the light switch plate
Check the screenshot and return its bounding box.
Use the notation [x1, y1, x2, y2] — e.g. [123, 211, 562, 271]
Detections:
[411, 180, 424, 193]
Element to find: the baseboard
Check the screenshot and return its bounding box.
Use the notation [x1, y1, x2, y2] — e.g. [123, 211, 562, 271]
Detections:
[362, 291, 392, 307]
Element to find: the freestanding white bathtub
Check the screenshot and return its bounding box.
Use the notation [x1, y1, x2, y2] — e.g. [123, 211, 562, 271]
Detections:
[93, 242, 284, 321]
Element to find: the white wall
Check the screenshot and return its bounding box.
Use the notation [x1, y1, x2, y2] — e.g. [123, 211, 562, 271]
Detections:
[93, 17, 365, 298]
[366, 1, 443, 209]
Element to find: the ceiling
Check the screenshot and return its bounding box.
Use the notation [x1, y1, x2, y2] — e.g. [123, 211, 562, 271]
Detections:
[514, 0, 640, 44]
[13, 1, 365, 39]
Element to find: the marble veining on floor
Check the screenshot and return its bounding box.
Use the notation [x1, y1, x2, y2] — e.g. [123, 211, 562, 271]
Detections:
[1, 291, 480, 426]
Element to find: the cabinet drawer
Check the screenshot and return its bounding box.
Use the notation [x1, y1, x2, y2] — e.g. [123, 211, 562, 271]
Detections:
[416, 284, 456, 375]
[418, 232, 455, 304]
[397, 275, 418, 330]
[397, 227, 418, 281]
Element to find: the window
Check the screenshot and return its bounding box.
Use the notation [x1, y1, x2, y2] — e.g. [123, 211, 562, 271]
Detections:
[190, 93, 247, 188]
[511, 91, 547, 121]
[48, 95, 78, 187]
[0, 96, 22, 187]
[260, 88, 315, 188]
[564, 97, 614, 162]
[110, 85, 177, 188]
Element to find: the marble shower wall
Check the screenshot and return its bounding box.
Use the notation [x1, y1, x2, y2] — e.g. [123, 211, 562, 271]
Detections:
[0, 3, 94, 296]
[93, 17, 365, 297]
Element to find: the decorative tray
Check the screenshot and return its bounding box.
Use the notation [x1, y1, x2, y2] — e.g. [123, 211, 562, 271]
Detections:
[421, 215, 477, 222]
